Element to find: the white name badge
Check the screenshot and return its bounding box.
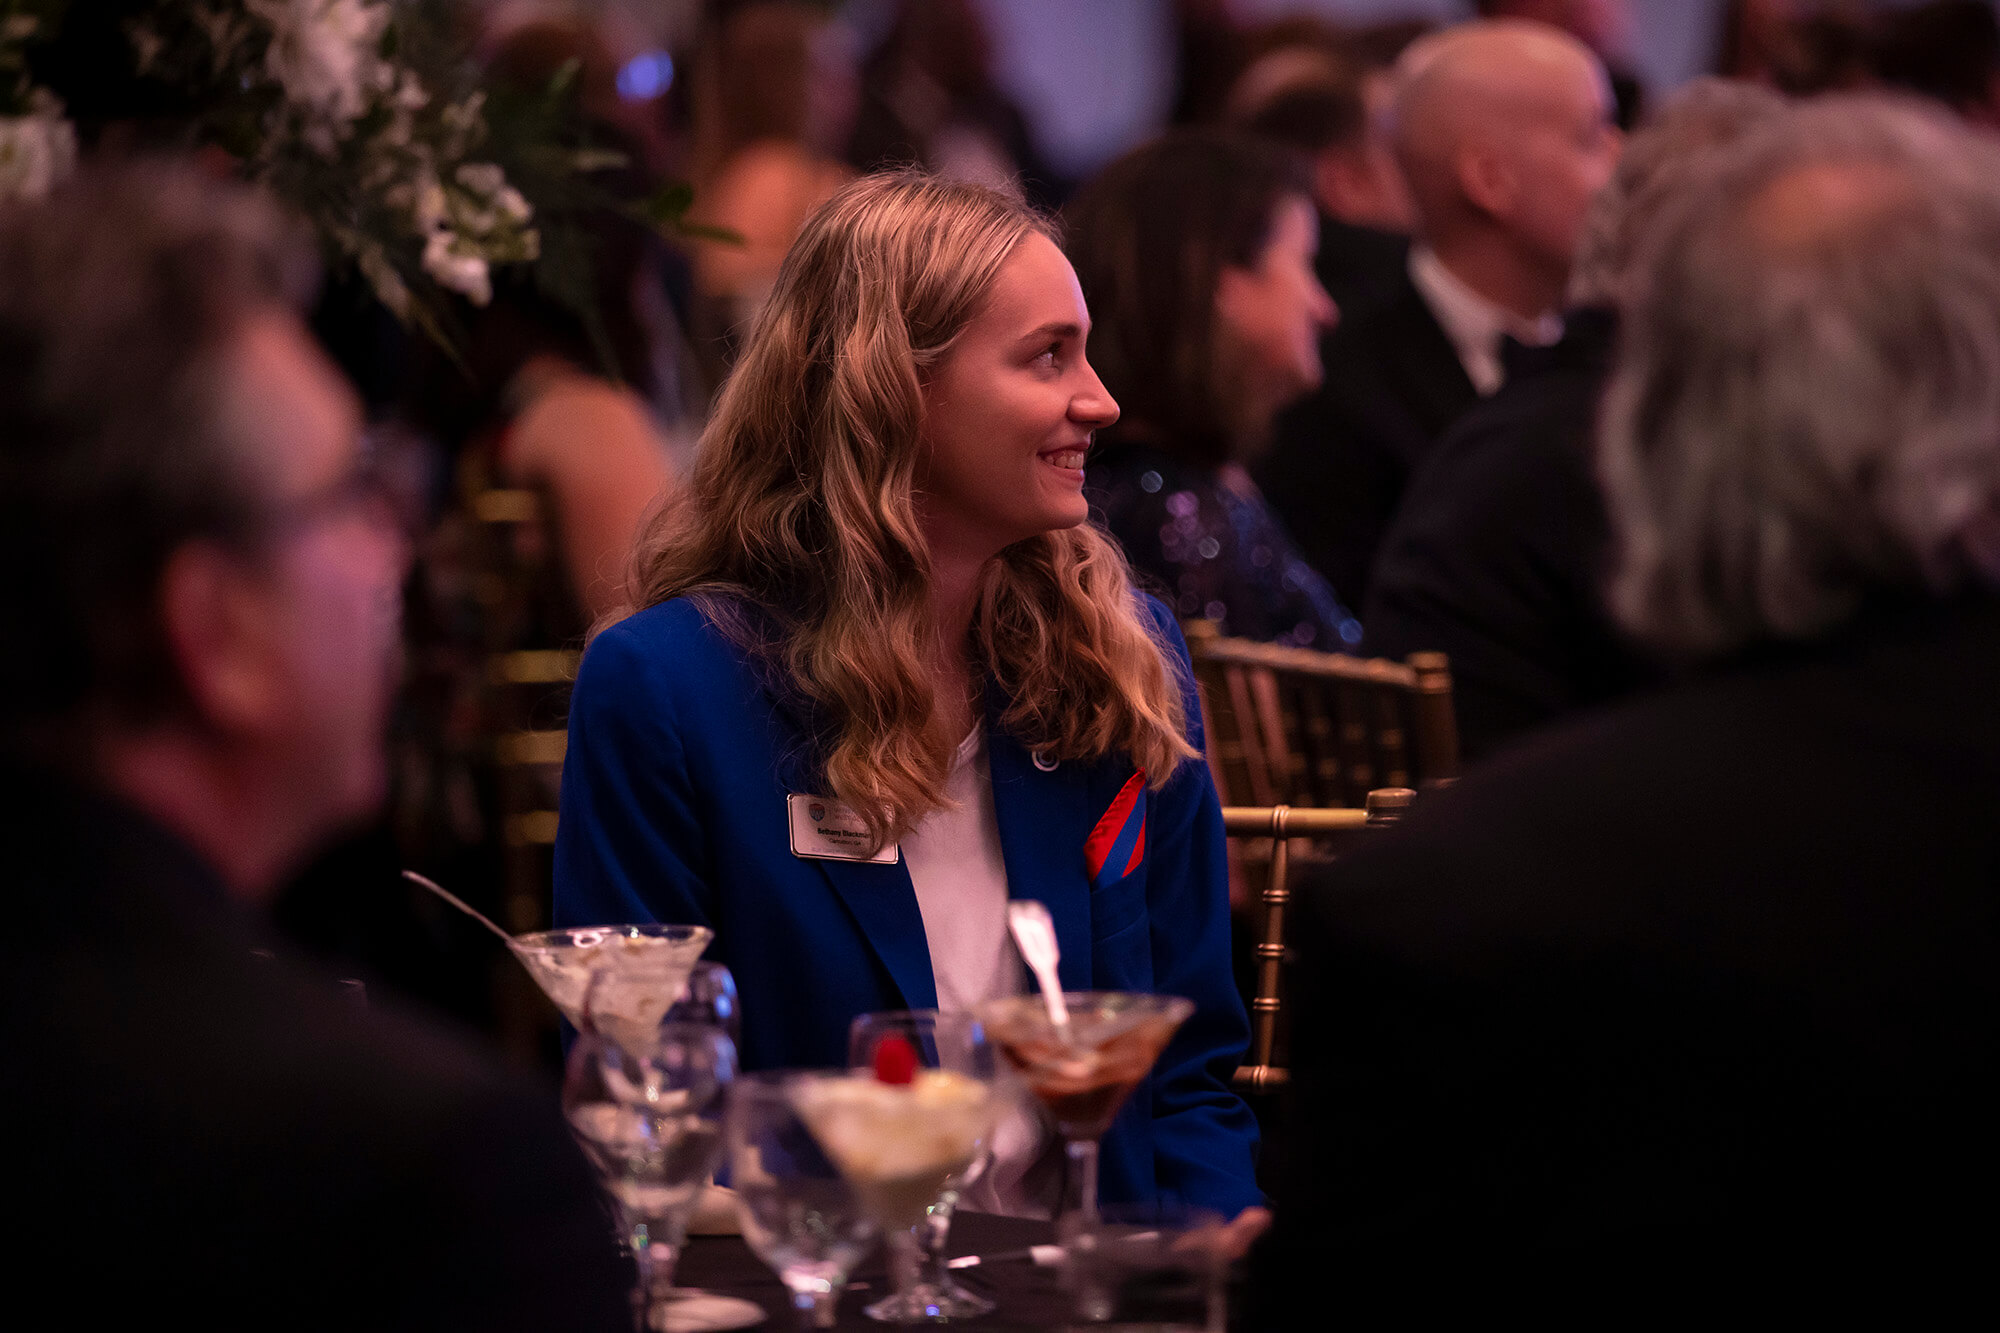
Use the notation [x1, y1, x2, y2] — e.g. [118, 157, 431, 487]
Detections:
[787, 793, 900, 864]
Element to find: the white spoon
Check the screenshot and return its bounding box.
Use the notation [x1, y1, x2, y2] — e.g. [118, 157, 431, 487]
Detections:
[1006, 900, 1070, 1031]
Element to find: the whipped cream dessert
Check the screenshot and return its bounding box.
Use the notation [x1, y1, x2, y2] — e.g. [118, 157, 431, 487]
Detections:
[791, 1071, 997, 1227]
[509, 927, 708, 1037]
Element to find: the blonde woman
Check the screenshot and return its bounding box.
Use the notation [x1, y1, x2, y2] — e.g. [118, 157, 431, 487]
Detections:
[553, 172, 1263, 1219]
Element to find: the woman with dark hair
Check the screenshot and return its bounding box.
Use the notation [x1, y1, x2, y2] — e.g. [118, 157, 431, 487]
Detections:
[1069, 130, 1360, 649]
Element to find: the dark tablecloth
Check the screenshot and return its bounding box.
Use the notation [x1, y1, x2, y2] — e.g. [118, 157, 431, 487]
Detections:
[679, 1211, 1068, 1330]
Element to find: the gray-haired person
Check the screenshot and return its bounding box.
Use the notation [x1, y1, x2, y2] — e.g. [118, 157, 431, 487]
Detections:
[0, 164, 630, 1328]
[1254, 95, 2000, 1316]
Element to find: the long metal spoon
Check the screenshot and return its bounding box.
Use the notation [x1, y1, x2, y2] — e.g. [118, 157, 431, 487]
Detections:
[401, 869, 517, 948]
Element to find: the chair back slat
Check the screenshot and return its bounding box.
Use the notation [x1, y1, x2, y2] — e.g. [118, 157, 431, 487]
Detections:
[1333, 679, 1372, 805]
[1188, 629, 1461, 809]
[1375, 685, 1411, 791]
[1193, 652, 1271, 807]
[1407, 651, 1461, 785]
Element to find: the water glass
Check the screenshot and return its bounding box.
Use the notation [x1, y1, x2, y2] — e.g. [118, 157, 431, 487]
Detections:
[728, 1071, 879, 1327]
[1058, 1202, 1227, 1332]
[563, 1017, 735, 1332]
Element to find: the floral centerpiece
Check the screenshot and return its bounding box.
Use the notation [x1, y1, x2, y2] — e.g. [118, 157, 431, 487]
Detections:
[1, 5, 76, 199]
[0, 0, 673, 352]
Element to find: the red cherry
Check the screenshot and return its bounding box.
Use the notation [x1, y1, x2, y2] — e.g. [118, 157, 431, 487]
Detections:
[872, 1033, 919, 1085]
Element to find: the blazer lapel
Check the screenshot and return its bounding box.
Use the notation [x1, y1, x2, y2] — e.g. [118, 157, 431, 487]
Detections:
[987, 728, 1100, 992]
[813, 856, 937, 1012]
[768, 710, 938, 1013]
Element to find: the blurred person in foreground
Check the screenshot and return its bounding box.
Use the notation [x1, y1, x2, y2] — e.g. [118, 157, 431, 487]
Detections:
[1255, 19, 1620, 609]
[1070, 130, 1357, 650]
[1257, 96, 2000, 1313]
[1362, 79, 1786, 760]
[1231, 44, 1416, 316]
[0, 164, 629, 1328]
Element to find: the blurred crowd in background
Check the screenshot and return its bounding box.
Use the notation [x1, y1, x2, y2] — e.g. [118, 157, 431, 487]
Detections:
[48, 0, 1983, 1072]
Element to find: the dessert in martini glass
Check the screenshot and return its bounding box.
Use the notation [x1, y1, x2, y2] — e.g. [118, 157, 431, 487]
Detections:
[789, 1037, 1006, 1324]
[977, 992, 1194, 1223]
[397, 872, 713, 1031]
[847, 1011, 1002, 1322]
[508, 922, 712, 1038]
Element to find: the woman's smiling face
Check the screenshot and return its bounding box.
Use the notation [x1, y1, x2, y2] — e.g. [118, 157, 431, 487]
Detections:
[914, 232, 1120, 562]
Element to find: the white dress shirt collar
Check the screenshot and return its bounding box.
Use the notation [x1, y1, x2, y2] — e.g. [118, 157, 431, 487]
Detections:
[1408, 244, 1565, 396]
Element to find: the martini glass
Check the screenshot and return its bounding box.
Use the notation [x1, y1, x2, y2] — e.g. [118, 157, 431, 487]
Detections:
[510, 922, 712, 1035]
[848, 1012, 999, 1322]
[977, 992, 1194, 1224]
[788, 1056, 1006, 1326]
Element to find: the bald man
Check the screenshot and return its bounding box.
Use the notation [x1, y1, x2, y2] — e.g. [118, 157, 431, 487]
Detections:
[1253, 19, 1620, 610]
[1476, 0, 1645, 126]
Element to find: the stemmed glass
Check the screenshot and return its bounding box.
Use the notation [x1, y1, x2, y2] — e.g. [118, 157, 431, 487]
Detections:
[977, 992, 1194, 1224]
[564, 965, 747, 1332]
[510, 922, 712, 1032]
[728, 1071, 879, 1328]
[846, 1012, 1000, 1322]
[789, 1027, 1008, 1326]
[663, 959, 743, 1235]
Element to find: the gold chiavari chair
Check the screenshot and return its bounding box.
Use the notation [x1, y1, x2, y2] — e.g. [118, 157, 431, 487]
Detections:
[466, 480, 580, 928]
[1186, 623, 1460, 809]
[462, 480, 584, 1064]
[1228, 788, 1413, 1092]
[489, 646, 578, 926]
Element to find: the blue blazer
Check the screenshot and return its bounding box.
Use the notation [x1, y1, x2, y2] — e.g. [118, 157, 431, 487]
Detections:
[553, 595, 1262, 1215]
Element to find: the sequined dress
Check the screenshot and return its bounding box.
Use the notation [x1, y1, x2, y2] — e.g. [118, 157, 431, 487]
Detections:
[1087, 441, 1362, 649]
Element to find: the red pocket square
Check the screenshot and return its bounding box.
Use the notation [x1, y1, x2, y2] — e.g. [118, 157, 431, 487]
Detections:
[1084, 770, 1147, 889]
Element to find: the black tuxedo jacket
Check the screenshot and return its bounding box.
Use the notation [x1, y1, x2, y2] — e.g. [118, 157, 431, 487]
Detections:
[1312, 216, 1410, 321]
[2, 770, 631, 1329]
[1255, 262, 1479, 609]
[1362, 308, 1658, 759]
[1254, 596, 2000, 1314]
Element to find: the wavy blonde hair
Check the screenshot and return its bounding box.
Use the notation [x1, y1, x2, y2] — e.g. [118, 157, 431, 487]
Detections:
[627, 171, 1195, 846]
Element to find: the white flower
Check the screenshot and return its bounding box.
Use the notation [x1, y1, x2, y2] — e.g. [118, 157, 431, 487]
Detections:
[454, 162, 505, 197]
[448, 162, 533, 230]
[423, 228, 491, 306]
[391, 68, 429, 113]
[493, 185, 532, 227]
[413, 173, 448, 233]
[248, 0, 395, 154]
[0, 95, 78, 203]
